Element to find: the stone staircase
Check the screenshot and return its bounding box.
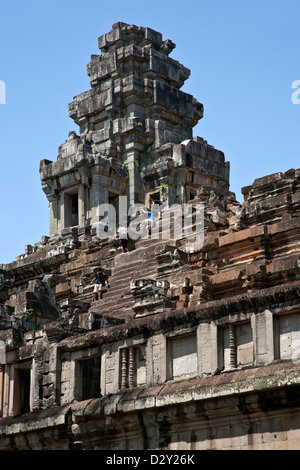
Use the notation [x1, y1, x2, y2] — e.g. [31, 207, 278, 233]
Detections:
[82, 202, 205, 325]
[87, 239, 167, 321]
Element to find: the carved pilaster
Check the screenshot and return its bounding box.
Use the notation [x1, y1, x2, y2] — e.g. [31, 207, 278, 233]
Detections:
[121, 348, 128, 389]
[229, 324, 236, 369]
[0, 364, 3, 416]
[128, 347, 135, 389]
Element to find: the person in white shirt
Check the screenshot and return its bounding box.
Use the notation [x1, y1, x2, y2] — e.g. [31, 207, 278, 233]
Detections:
[118, 224, 129, 253]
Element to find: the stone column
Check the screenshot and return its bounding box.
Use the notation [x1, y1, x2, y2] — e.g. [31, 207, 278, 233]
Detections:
[198, 323, 211, 376]
[210, 322, 219, 375]
[252, 310, 275, 366]
[128, 347, 135, 388]
[125, 150, 144, 206]
[2, 364, 9, 417]
[90, 169, 109, 225]
[31, 357, 39, 411]
[0, 365, 3, 416]
[46, 344, 61, 407]
[49, 195, 59, 236]
[59, 191, 65, 232]
[152, 334, 167, 384]
[229, 324, 237, 369]
[78, 184, 85, 227]
[79, 168, 91, 227]
[121, 348, 128, 389]
[174, 168, 189, 205]
[118, 195, 128, 227]
[8, 364, 14, 417]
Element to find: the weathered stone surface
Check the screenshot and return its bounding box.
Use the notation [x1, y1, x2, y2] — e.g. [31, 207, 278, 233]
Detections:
[1, 23, 300, 450]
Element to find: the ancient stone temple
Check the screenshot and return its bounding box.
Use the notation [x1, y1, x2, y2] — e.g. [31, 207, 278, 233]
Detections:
[1, 23, 300, 450]
[40, 22, 227, 237]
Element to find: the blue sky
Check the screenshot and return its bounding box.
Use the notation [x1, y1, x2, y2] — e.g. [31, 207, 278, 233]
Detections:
[0, 0, 299, 264]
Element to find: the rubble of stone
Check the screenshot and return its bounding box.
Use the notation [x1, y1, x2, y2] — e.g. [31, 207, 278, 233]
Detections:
[0, 23, 300, 450]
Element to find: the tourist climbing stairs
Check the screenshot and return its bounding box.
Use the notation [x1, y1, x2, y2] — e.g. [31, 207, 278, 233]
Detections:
[88, 239, 165, 321]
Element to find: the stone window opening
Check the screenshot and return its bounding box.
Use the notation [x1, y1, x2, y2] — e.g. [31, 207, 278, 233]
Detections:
[221, 322, 253, 371]
[76, 356, 101, 401]
[13, 363, 31, 416]
[64, 190, 79, 228]
[273, 313, 300, 362]
[188, 189, 196, 201]
[119, 344, 146, 389]
[148, 191, 161, 205]
[166, 333, 198, 381]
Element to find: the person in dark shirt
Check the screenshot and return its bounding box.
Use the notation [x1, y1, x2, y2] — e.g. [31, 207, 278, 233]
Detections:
[90, 267, 110, 300]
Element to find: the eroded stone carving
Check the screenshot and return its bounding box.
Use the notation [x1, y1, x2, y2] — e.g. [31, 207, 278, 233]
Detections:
[1, 23, 300, 450]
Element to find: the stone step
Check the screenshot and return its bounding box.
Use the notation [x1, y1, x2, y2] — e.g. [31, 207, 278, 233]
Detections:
[93, 296, 134, 309]
[111, 260, 157, 278]
[92, 266, 160, 307]
[101, 289, 132, 304]
[111, 262, 142, 276]
[92, 239, 177, 313]
[90, 297, 134, 316]
[111, 253, 158, 278]
[102, 265, 159, 296]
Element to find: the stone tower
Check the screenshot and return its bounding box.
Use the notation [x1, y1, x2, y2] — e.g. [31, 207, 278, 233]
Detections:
[40, 22, 229, 237]
[1, 23, 300, 451]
